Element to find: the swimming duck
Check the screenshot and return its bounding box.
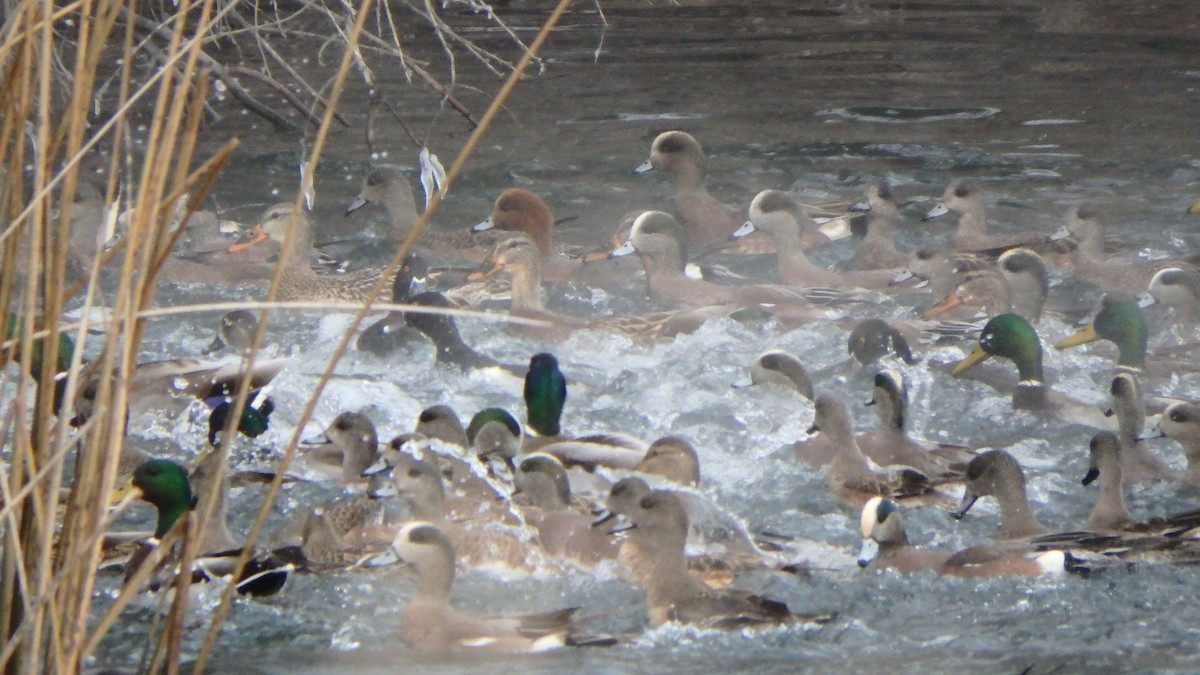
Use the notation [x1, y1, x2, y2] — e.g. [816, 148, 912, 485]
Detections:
[614, 489, 834, 629]
[356, 254, 429, 357]
[239, 202, 410, 303]
[1105, 372, 1177, 485]
[731, 190, 896, 288]
[301, 411, 385, 484]
[805, 392, 942, 509]
[489, 234, 732, 339]
[1049, 206, 1190, 293]
[735, 349, 814, 399]
[608, 210, 830, 314]
[202, 310, 260, 355]
[952, 313, 1103, 420]
[398, 291, 524, 376]
[1143, 401, 1200, 488]
[1137, 267, 1200, 325]
[892, 247, 1010, 320]
[345, 165, 501, 261]
[370, 522, 609, 651]
[857, 369, 975, 477]
[995, 248, 1051, 323]
[632, 435, 702, 487]
[472, 188, 583, 283]
[858, 497, 1067, 577]
[512, 454, 620, 567]
[112, 459, 290, 597]
[1081, 431, 1136, 531]
[922, 179, 1044, 253]
[949, 450, 1050, 539]
[846, 178, 909, 271]
[633, 130, 775, 257]
[1055, 295, 1147, 372]
[846, 318, 920, 367]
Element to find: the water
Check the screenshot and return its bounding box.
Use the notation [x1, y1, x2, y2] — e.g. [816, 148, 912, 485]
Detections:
[74, 0, 1200, 671]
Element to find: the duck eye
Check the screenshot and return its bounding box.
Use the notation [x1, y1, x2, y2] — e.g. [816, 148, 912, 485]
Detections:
[1171, 410, 1187, 423]
[408, 468, 422, 478]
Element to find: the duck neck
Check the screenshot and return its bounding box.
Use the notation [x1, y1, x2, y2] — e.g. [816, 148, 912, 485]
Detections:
[875, 392, 906, 435]
[955, 203, 988, 239]
[995, 477, 1047, 539]
[415, 558, 454, 601]
[635, 531, 697, 600]
[405, 483, 447, 521]
[1184, 448, 1200, 487]
[1090, 462, 1133, 529]
[507, 263, 546, 315]
[153, 499, 192, 540]
[668, 164, 706, 192]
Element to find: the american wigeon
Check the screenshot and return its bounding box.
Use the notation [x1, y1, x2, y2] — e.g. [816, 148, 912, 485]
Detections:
[738, 349, 814, 399]
[1106, 373, 1177, 485]
[1081, 431, 1136, 531]
[1048, 206, 1192, 293]
[374, 522, 606, 651]
[1143, 401, 1200, 487]
[615, 490, 834, 629]
[1137, 267, 1200, 325]
[633, 436, 701, 487]
[846, 179, 908, 271]
[513, 454, 620, 567]
[892, 247, 1011, 320]
[732, 190, 895, 288]
[922, 179, 1044, 253]
[302, 411, 385, 484]
[950, 450, 1050, 539]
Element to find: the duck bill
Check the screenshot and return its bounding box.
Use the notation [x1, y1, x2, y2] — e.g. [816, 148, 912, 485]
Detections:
[1047, 224, 1072, 241]
[226, 224, 268, 253]
[857, 538, 879, 567]
[607, 241, 636, 259]
[890, 269, 915, 286]
[300, 432, 332, 446]
[362, 457, 389, 476]
[365, 545, 402, 567]
[345, 193, 368, 216]
[922, 203, 948, 221]
[950, 345, 992, 377]
[951, 492, 978, 520]
[109, 477, 143, 506]
[1081, 467, 1100, 486]
[632, 159, 654, 175]
[1054, 323, 1099, 350]
[729, 220, 756, 240]
[201, 334, 227, 356]
[1189, 199, 1200, 215]
[922, 291, 962, 319]
[1135, 292, 1157, 309]
[473, 216, 496, 233]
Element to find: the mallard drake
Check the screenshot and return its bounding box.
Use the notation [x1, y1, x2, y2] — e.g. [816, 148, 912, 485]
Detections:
[731, 190, 895, 288]
[1055, 295, 1147, 372]
[951, 313, 1103, 420]
[472, 188, 583, 283]
[612, 490, 835, 629]
[345, 165, 501, 261]
[922, 179, 1044, 253]
[633, 130, 775, 257]
[367, 522, 611, 651]
[846, 178, 909, 271]
[111, 459, 291, 597]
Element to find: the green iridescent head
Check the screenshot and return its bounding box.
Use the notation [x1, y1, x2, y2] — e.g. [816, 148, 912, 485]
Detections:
[952, 313, 1044, 382]
[524, 353, 566, 437]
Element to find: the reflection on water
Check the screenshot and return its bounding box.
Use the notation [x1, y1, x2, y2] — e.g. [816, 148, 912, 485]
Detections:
[85, 1, 1200, 672]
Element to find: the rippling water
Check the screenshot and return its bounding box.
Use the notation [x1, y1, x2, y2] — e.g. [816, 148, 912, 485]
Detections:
[85, 1, 1200, 672]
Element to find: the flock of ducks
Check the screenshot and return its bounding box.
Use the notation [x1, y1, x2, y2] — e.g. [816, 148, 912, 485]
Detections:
[23, 129, 1200, 655]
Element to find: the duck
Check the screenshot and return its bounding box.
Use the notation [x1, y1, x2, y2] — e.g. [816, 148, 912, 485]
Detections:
[922, 179, 1044, 253]
[1081, 431, 1136, 531]
[1105, 372, 1177, 485]
[368, 452, 544, 573]
[1143, 401, 1200, 488]
[1054, 294, 1147, 372]
[368, 522, 610, 652]
[804, 392, 943, 510]
[356, 254, 430, 357]
[472, 188, 583, 283]
[735, 349, 814, 399]
[607, 210, 831, 315]
[488, 234, 733, 339]
[845, 178, 909, 271]
[846, 318, 921, 367]
[633, 130, 775, 258]
[344, 165, 501, 262]
[949, 449, 1050, 539]
[858, 496, 1068, 577]
[111, 458, 291, 597]
[613, 489, 834, 629]
[633, 436, 702, 487]
[857, 369, 975, 477]
[995, 248, 1051, 323]
[730, 190, 896, 288]
[951, 313, 1104, 420]
[201, 309, 259, 355]
[891, 247, 1011, 320]
[1137, 267, 1200, 325]
[399, 291, 525, 376]
[512, 454, 620, 567]
[300, 411, 385, 484]
[237, 202, 410, 303]
[1049, 206, 1191, 292]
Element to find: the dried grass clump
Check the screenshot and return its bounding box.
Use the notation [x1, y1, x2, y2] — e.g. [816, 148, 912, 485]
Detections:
[0, 0, 571, 671]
